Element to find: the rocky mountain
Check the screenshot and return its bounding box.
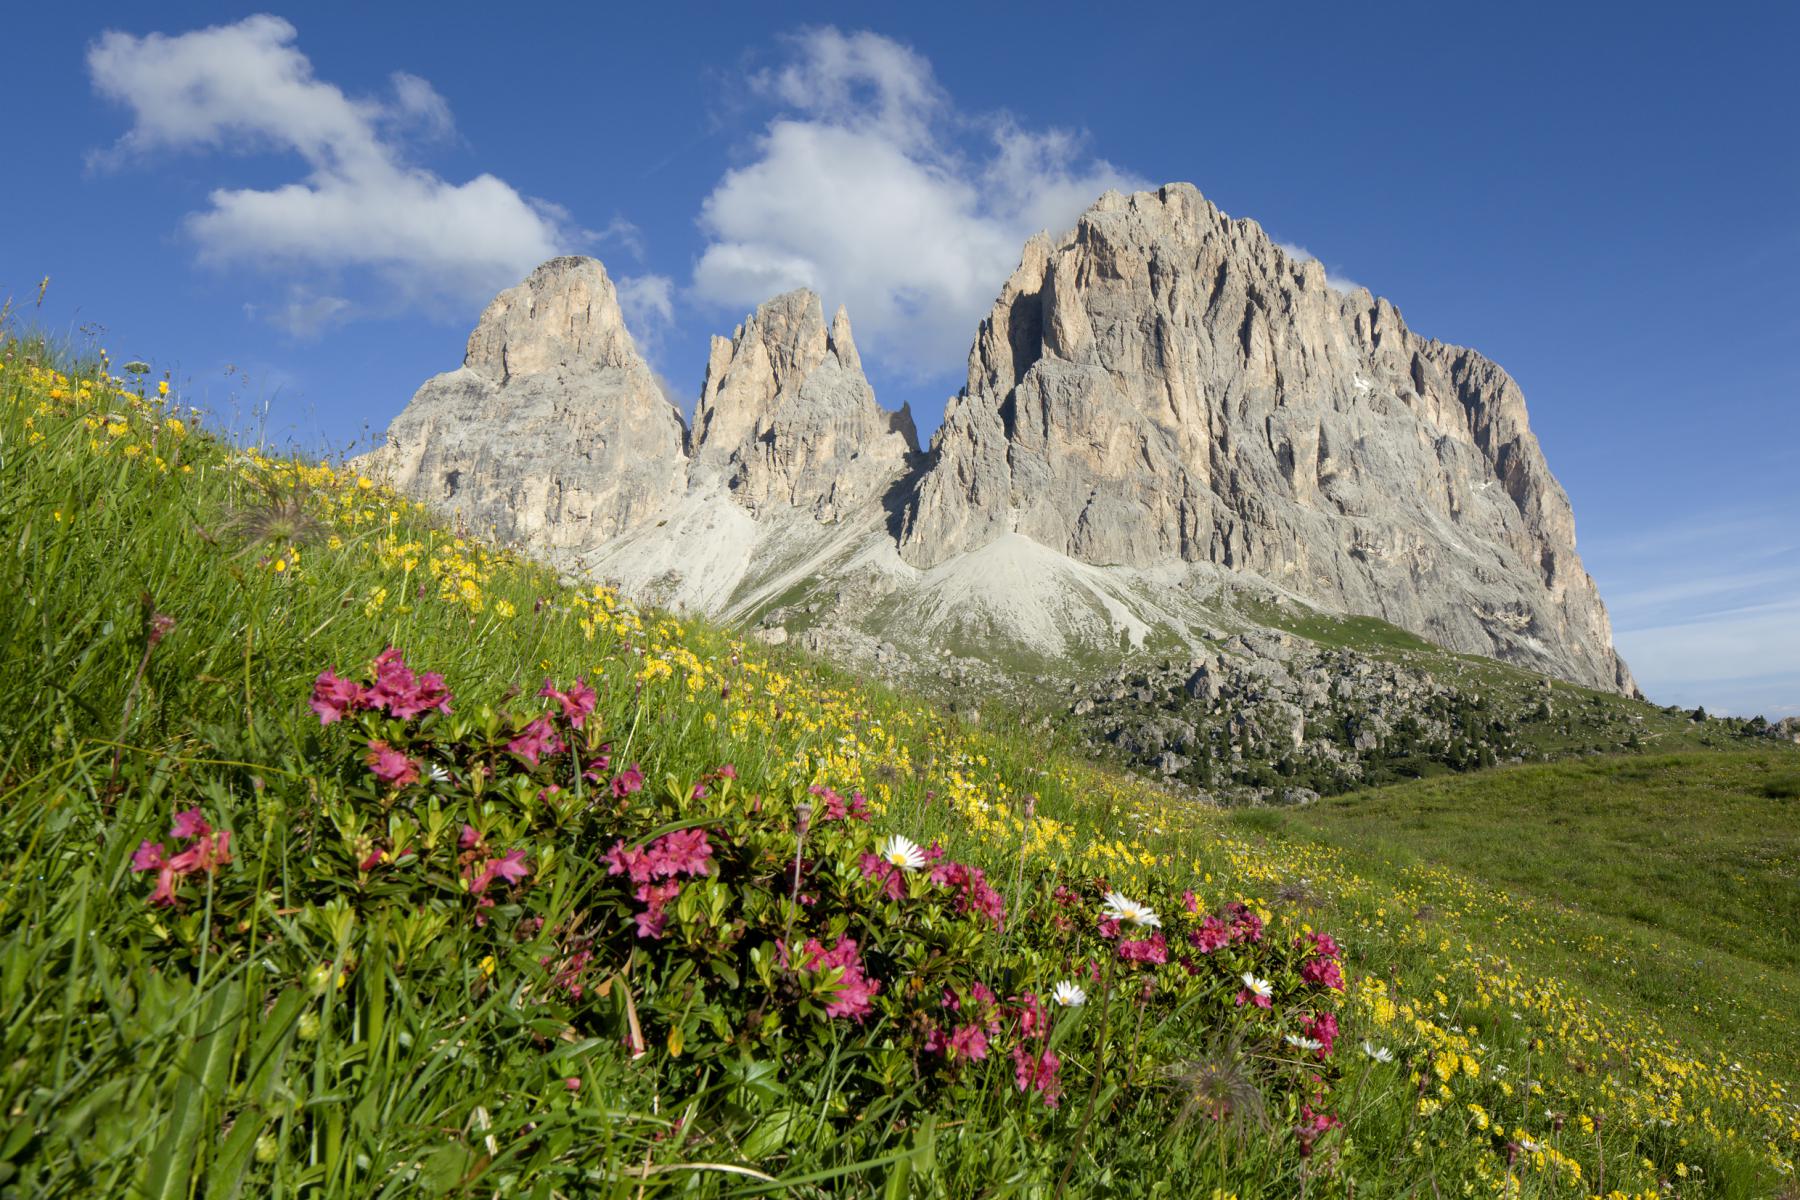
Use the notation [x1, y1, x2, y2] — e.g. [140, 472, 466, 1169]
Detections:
[361, 257, 687, 554]
[903, 186, 1630, 693]
[364, 184, 1634, 700]
[690, 289, 919, 521]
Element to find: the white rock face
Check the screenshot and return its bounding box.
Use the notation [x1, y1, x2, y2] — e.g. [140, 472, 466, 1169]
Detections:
[361, 257, 687, 557]
[900, 185, 1633, 693]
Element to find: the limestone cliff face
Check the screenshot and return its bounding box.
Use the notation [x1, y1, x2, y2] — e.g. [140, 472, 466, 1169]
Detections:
[900, 185, 1633, 693]
[369, 190, 1634, 697]
[692, 289, 918, 519]
[362, 257, 687, 557]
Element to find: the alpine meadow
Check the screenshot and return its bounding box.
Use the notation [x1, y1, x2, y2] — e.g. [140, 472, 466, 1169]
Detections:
[3, 7, 1798, 1198]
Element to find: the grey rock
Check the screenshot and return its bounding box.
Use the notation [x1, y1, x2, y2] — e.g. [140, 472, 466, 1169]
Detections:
[899, 184, 1631, 693]
[361, 257, 686, 558]
[692, 290, 918, 520]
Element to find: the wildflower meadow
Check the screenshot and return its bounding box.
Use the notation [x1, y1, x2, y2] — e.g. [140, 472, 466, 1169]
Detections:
[1, 335, 1795, 1196]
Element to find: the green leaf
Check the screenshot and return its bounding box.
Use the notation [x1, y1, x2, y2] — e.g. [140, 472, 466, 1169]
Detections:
[139, 978, 242, 1200]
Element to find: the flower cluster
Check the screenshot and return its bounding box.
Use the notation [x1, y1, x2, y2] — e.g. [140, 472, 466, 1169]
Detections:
[782, 936, 880, 1021]
[131, 808, 232, 906]
[605, 828, 715, 939]
[310, 647, 452, 725]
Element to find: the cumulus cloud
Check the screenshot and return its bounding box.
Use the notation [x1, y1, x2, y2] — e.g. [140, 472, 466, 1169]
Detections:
[87, 15, 573, 311]
[693, 28, 1145, 375]
[1275, 242, 1363, 295]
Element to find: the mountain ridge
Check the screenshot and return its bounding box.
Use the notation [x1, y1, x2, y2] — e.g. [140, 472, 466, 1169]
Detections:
[364, 182, 1634, 698]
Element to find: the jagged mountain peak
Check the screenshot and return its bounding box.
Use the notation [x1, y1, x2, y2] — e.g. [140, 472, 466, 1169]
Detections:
[692, 290, 917, 517]
[463, 255, 645, 384]
[368, 184, 1633, 698]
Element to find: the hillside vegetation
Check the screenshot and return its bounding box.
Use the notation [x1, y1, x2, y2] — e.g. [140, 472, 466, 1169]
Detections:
[1, 336, 1796, 1197]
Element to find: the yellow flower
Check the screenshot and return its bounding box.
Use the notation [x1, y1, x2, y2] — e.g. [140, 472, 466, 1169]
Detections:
[157, 379, 169, 397]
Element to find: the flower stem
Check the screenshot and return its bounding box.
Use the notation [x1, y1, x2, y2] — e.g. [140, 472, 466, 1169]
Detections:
[1055, 955, 1115, 1199]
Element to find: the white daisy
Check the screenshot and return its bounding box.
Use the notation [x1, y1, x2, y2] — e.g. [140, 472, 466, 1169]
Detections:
[1240, 972, 1273, 1000]
[1285, 1034, 1324, 1052]
[1361, 1041, 1394, 1063]
[428, 764, 452, 784]
[877, 834, 926, 872]
[1100, 890, 1162, 929]
[1052, 980, 1087, 1008]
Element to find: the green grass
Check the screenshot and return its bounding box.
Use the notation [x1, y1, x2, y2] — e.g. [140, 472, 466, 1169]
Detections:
[1231, 751, 1800, 1079]
[5, 333, 1798, 1197]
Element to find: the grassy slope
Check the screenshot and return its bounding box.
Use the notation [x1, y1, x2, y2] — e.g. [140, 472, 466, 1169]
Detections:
[4, 337, 1798, 1197]
[1232, 753, 1800, 1079]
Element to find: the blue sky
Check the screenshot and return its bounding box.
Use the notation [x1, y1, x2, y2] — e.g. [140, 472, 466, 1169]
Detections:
[4, 3, 1796, 717]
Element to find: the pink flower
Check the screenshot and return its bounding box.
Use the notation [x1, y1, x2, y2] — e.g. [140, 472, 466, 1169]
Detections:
[565, 1077, 581, 1092]
[1301, 956, 1345, 991]
[858, 852, 907, 901]
[784, 937, 880, 1021]
[949, 1025, 990, 1061]
[1097, 916, 1122, 940]
[360, 649, 453, 720]
[468, 848, 531, 896]
[605, 830, 711, 885]
[610, 763, 644, 798]
[1012, 1045, 1063, 1108]
[656, 828, 712, 877]
[1188, 916, 1230, 954]
[1117, 932, 1168, 965]
[1013, 991, 1046, 1038]
[928, 860, 1005, 929]
[508, 716, 564, 766]
[539, 677, 598, 728]
[1304, 1011, 1339, 1056]
[309, 668, 366, 725]
[459, 824, 483, 851]
[131, 840, 165, 872]
[605, 840, 654, 883]
[148, 866, 179, 907]
[365, 740, 420, 786]
[1297, 1104, 1342, 1157]
[1182, 889, 1200, 914]
[1227, 902, 1264, 944]
[716, 764, 737, 780]
[631, 880, 681, 939]
[168, 830, 232, 876]
[808, 786, 871, 823]
[169, 808, 210, 840]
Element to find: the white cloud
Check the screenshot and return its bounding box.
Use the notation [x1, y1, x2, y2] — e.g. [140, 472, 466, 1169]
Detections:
[693, 28, 1145, 376]
[616, 273, 677, 355]
[244, 287, 354, 339]
[1276, 242, 1363, 294]
[87, 15, 573, 311]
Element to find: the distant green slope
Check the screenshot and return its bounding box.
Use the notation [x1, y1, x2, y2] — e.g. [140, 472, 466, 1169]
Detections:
[1233, 751, 1800, 1079]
